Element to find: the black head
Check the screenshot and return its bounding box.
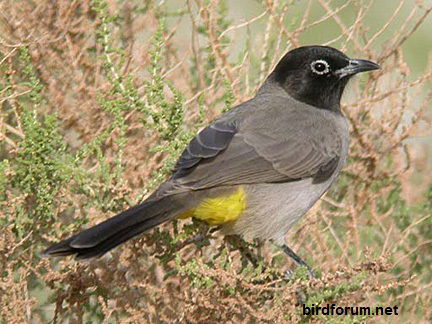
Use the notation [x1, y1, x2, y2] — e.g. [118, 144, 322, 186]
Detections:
[268, 45, 380, 111]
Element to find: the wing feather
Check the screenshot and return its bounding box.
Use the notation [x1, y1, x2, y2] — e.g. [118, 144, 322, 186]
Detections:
[171, 96, 346, 189]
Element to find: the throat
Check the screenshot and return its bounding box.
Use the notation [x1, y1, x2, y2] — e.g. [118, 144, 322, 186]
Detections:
[289, 84, 343, 111]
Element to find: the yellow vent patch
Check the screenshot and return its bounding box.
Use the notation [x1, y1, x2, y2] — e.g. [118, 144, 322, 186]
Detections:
[178, 187, 246, 225]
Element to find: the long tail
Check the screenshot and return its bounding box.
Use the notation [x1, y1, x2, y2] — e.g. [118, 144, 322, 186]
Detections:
[42, 194, 186, 259]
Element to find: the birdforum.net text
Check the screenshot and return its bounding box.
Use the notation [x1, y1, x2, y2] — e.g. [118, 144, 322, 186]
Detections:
[302, 303, 399, 316]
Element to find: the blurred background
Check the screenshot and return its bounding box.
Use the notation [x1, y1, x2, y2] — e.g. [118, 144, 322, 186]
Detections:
[0, 0, 431, 322]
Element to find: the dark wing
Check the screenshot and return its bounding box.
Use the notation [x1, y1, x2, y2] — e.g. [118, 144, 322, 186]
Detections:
[171, 98, 344, 190]
[173, 120, 237, 177]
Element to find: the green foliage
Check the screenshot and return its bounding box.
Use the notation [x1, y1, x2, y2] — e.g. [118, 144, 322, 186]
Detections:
[11, 111, 74, 237]
[18, 46, 44, 105]
[141, 18, 195, 191]
[0, 47, 75, 238]
[175, 253, 215, 289]
[0, 159, 10, 200]
[222, 78, 235, 112]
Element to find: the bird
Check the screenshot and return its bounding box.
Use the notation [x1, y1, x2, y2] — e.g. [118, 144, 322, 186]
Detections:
[43, 45, 379, 275]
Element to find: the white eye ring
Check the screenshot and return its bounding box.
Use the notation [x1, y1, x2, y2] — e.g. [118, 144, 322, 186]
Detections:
[310, 60, 330, 75]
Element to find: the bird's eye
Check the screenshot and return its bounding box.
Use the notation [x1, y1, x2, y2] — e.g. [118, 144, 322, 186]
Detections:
[310, 60, 330, 75]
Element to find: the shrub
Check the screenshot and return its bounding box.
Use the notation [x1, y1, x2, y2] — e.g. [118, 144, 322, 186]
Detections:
[0, 0, 431, 322]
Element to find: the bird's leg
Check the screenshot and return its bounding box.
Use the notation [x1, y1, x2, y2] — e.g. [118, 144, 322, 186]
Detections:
[281, 244, 315, 279]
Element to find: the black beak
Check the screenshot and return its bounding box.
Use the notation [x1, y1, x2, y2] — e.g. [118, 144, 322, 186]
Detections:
[335, 59, 380, 79]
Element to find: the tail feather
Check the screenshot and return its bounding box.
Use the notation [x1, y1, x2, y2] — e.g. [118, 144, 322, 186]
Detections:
[42, 195, 184, 259]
